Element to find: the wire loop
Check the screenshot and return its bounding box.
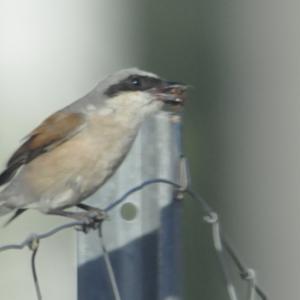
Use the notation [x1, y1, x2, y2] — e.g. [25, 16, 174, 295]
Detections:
[28, 235, 40, 251]
[203, 211, 219, 224]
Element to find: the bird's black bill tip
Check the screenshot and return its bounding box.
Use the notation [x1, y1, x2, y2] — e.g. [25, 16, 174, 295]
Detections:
[158, 81, 188, 106]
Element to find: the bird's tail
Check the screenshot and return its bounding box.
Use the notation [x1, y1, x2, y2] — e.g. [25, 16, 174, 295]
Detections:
[0, 163, 16, 211]
[0, 172, 17, 211]
[0, 168, 12, 216]
[0, 167, 17, 187]
[0, 195, 27, 226]
[0, 197, 13, 217]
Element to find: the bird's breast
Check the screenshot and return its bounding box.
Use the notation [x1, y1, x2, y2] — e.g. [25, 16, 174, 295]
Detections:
[81, 114, 139, 191]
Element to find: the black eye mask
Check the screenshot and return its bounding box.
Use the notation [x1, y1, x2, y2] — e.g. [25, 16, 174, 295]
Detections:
[105, 75, 163, 97]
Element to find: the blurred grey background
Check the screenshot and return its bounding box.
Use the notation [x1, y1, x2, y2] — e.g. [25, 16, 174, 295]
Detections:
[0, 0, 299, 299]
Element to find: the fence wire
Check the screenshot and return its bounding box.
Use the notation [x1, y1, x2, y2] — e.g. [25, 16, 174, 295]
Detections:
[0, 169, 267, 300]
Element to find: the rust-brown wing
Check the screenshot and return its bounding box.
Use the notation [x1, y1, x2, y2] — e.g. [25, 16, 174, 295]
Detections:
[0, 111, 86, 185]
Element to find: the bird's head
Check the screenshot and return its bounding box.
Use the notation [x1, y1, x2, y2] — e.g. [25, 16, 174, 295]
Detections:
[96, 68, 187, 120]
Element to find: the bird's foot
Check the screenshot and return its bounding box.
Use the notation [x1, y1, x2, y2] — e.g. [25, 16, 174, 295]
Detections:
[76, 204, 108, 233]
[48, 206, 107, 233]
[79, 210, 107, 233]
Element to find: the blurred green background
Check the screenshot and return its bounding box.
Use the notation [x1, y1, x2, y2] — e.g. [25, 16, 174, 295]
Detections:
[135, 2, 229, 299]
[136, 1, 238, 299]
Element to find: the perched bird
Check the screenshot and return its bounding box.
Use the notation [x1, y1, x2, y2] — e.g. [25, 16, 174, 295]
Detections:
[0, 68, 186, 224]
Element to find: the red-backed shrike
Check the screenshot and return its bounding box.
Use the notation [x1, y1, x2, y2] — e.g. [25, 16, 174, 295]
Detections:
[0, 68, 186, 223]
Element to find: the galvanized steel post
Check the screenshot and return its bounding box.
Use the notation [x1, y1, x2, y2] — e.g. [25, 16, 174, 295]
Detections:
[77, 111, 183, 300]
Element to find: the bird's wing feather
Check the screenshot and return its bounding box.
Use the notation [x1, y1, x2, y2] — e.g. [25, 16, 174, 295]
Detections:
[0, 111, 86, 185]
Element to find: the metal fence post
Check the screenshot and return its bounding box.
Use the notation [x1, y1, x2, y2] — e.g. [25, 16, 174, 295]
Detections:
[77, 111, 183, 300]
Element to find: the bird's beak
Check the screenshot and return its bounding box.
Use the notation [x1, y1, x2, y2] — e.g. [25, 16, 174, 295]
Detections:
[152, 81, 187, 106]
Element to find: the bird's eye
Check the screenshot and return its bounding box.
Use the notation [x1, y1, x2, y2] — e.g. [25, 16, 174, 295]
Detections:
[131, 77, 141, 87]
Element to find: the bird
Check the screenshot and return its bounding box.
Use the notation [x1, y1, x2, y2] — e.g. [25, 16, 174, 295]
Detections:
[0, 68, 186, 225]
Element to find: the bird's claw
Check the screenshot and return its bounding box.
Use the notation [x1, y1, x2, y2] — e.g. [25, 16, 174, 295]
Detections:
[76, 209, 107, 233]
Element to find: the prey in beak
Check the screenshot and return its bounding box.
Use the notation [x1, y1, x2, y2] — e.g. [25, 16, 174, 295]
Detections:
[152, 81, 187, 106]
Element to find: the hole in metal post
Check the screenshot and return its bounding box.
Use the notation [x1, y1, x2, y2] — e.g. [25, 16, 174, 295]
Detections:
[120, 202, 138, 221]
